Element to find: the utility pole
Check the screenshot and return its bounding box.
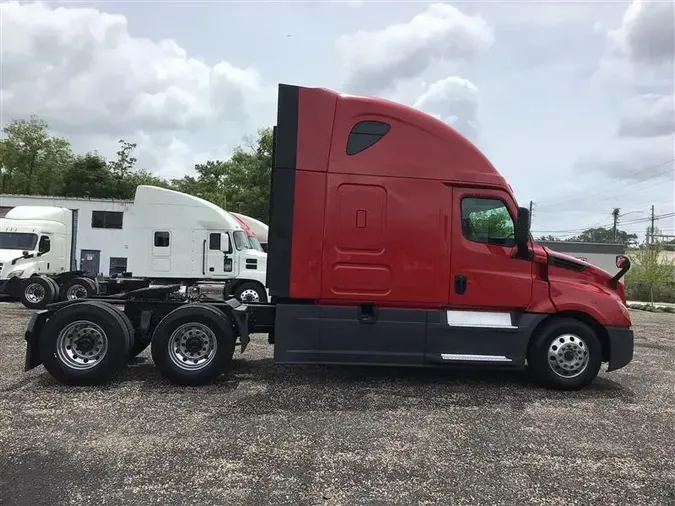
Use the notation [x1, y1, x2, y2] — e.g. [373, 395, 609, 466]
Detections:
[612, 208, 620, 242]
[650, 205, 655, 247]
[529, 200, 533, 216]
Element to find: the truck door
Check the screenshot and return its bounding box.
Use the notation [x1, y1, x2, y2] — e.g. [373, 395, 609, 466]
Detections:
[425, 188, 534, 365]
[448, 188, 533, 310]
[205, 231, 236, 277]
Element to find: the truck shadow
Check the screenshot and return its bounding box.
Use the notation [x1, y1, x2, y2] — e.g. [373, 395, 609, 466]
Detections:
[114, 356, 635, 412]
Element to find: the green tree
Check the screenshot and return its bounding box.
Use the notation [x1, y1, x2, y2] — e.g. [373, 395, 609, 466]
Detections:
[469, 208, 514, 239]
[221, 127, 273, 221]
[171, 127, 273, 220]
[61, 153, 115, 198]
[569, 227, 637, 245]
[0, 116, 73, 195]
[627, 242, 675, 304]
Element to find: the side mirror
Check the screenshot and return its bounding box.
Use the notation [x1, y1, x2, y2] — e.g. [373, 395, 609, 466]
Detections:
[611, 255, 631, 288]
[616, 255, 630, 269]
[219, 233, 230, 253]
[22, 250, 30, 258]
[515, 207, 530, 245]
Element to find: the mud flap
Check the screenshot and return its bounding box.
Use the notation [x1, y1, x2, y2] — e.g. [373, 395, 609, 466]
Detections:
[224, 298, 250, 352]
[24, 310, 48, 370]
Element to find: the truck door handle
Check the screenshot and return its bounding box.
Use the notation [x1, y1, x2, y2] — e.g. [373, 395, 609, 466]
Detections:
[358, 303, 377, 324]
[455, 275, 467, 295]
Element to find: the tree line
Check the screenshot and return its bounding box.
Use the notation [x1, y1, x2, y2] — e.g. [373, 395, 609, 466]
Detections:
[0, 116, 273, 223]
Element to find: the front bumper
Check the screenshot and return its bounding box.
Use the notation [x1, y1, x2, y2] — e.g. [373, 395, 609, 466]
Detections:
[0, 277, 22, 298]
[606, 326, 634, 372]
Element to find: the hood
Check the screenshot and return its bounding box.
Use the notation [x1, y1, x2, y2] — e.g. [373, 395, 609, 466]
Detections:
[0, 249, 26, 265]
[244, 249, 267, 260]
[544, 248, 614, 280]
[543, 246, 627, 303]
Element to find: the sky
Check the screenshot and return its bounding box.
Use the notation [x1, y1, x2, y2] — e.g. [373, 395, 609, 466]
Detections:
[1, 0, 674, 240]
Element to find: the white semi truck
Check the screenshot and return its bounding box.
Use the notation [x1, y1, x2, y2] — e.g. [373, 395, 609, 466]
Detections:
[0, 185, 268, 308]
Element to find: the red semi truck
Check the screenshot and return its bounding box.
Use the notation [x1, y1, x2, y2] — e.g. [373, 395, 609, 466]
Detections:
[22, 83, 634, 390]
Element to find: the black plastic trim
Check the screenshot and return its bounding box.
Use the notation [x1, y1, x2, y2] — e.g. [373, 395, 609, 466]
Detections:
[549, 255, 586, 272]
[605, 326, 634, 371]
[267, 84, 299, 298]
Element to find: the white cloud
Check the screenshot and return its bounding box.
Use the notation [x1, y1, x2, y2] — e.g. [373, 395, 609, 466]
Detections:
[598, 0, 675, 85]
[618, 94, 675, 138]
[0, 1, 274, 176]
[335, 3, 494, 95]
[575, 135, 675, 184]
[413, 77, 481, 141]
[608, 0, 675, 66]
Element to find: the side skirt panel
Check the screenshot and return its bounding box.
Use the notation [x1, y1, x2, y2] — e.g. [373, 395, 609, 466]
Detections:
[273, 304, 548, 368]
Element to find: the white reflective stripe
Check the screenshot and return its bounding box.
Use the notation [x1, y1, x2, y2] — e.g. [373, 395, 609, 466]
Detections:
[441, 353, 512, 362]
[446, 310, 516, 329]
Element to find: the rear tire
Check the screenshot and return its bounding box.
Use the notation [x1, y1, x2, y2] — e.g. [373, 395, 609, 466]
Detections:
[39, 301, 129, 385]
[21, 276, 57, 309]
[232, 282, 267, 303]
[527, 317, 602, 390]
[151, 304, 236, 386]
[87, 301, 134, 357]
[59, 277, 97, 301]
[45, 277, 60, 299]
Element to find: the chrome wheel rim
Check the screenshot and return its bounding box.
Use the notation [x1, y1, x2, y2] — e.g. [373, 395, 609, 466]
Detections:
[168, 323, 218, 371]
[25, 283, 45, 304]
[56, 321, 108, 370]
[66, 284, 88, 300]
[239, 289, 260, 302]
[548, 333, 589, 378]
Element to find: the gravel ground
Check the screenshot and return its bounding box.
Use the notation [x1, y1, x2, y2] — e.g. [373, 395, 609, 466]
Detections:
[0, 302, 674, 506]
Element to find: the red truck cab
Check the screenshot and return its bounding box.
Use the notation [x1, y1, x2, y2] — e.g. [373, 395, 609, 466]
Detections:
[266, 84, 633, 390]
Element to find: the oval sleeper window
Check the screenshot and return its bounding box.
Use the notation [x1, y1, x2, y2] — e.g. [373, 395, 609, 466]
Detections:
[346, 121, 391, 155]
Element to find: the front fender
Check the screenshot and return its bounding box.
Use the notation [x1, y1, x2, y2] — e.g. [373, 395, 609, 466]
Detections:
[549, 279, 631, 327]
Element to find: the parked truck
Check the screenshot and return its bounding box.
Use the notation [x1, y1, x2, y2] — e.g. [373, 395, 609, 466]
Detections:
[232, 212, 268, 252]
[0, 185, 268, 308]
[21, 83, 634, 390]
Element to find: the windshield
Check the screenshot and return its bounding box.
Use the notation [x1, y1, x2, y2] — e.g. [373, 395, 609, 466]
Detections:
[233, 230, 251, 251]
[0, 232, 38, 250]
[248, 236, 263, 252]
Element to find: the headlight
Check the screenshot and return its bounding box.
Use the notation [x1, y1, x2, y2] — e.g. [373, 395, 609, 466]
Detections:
[7, 270, 24, 278]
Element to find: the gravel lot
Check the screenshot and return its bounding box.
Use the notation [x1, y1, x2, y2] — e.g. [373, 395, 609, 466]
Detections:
[0, 302, 674, 506]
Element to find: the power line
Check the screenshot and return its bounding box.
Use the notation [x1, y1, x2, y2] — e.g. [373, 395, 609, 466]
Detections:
[534, 159, 675, 213]
[533, 211, 675, 235]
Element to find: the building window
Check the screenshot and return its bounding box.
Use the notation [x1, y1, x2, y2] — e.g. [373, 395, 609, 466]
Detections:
[91, 211, 123, 229]
[154, 231, 170, 247]
[346, 121, 391, 155]
[461, 198, 515, 247]
[109, 257, 128, 276]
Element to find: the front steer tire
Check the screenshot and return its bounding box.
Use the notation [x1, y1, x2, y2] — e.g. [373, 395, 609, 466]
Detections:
[527, 317, 603, 391]
[151, 304, 236, 386]
[39, 301, 129, 385]
[232, 281, 267, 303]
[21, 276, 57, 309]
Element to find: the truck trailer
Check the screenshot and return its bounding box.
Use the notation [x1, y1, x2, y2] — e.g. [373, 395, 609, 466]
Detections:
[21, 83, 634, 390]
[0, 185, 268, 308]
